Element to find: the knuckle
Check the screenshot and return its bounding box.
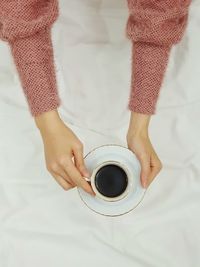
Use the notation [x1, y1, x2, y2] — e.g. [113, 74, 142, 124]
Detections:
[70, 179, 77, 186]
[49, 162, 59, 172]
[64, 163, 71, 171]
[62, 162, 72, 172]
[63, 175, 71, 183]
[62, 184, 70, 191]
[58, 155, 68, 166]
[74, 142, 83, 150]
[69, 175, 78, 186]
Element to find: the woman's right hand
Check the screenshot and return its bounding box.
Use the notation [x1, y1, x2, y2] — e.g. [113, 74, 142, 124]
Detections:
[34, 109, 95, 196]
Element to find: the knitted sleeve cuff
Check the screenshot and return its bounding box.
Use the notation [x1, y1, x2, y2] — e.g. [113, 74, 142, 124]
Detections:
[127, 41, 172, 115]
[9, 27, 61, 117]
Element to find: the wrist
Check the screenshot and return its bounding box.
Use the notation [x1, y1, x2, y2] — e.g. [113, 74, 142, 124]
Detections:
[127, 112, 151, 137]
[34, 109, 62, 134]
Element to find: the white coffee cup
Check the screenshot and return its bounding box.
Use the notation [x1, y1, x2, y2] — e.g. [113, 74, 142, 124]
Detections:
[84, 160, 133, 202]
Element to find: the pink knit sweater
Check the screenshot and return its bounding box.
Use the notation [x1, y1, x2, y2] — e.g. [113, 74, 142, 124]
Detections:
[0, 0, 192, 117]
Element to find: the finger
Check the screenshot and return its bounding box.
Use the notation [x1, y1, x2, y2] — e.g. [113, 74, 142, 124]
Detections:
[54, 164, 76, 187]
[72, 147, 90, 177]
[59, 168, 77, 187]
[63, 158, 95, 195]
[147, 167, 158, 187]
[51, 172, 74, 191]
[137, 153, 151, 188]
[147, 157, 162, 187]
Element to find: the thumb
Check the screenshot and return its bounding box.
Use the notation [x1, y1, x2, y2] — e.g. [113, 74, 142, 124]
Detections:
[138, 154, 151, 188]
[73, 147, 90, 177]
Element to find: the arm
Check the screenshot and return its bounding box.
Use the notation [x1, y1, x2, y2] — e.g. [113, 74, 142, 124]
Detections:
[126, 0, 192, 115]
[125, 0, 192, 188]
[0, 0, 61, 117]
[0, 1, 95, 195]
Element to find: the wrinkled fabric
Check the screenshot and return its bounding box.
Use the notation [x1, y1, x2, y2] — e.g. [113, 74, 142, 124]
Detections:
[0, 0, 200, 266]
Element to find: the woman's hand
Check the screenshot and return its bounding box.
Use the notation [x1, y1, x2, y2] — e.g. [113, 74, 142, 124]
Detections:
[126, 112, 162, 188]
[34, 109, 95, 196]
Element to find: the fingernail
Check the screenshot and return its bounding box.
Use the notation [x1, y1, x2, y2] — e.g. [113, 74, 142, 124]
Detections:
[89, 190, 95, 196]
[143, 179, 147, 188]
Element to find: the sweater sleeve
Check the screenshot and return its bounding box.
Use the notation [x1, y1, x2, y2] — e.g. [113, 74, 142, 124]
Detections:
[0, 0, 61, 117]
[126, 0, 192, 114]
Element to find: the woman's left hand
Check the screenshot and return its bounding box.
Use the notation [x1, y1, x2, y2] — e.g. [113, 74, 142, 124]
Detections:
[126, 112, 163, 189]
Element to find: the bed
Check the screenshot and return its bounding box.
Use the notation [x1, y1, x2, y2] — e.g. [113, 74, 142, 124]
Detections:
[0, 0, 200, 266]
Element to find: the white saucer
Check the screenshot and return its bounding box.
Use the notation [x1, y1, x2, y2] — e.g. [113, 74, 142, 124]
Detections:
[77, 144, 147, 217]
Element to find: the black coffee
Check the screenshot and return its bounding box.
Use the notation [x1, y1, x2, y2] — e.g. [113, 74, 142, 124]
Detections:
[94, 164, 128, 198]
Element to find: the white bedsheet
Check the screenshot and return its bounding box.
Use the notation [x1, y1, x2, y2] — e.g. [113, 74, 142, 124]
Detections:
[0, 0, 200, 266]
